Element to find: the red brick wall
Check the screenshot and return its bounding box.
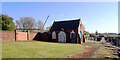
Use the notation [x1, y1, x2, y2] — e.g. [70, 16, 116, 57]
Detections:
[2, 31, 15, 42]
[78, 19, 84, 42]
[30, 33, 37, 40]
[2, 31, 48, 42]
[50, 30, 78, 43]
[17, 32, 27, 40]
[40, 33, 47, 41]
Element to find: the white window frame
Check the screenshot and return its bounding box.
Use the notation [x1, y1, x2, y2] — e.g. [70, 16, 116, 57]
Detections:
[52, 31, 56, 39]
[70, 30, 75, 39]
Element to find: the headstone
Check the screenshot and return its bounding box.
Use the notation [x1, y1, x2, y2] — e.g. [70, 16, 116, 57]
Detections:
[101, 37, 106, 44]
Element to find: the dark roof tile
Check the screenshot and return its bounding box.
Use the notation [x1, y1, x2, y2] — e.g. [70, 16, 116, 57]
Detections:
[50, 19, 80, 31]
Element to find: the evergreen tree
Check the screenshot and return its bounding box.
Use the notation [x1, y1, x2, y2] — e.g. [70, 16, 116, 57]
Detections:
[1, 14, 16, 31]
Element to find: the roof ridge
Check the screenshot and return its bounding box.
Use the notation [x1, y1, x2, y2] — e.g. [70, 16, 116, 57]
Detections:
[54, 19, 80, 22]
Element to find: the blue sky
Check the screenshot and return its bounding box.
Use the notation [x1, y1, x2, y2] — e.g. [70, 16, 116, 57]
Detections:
[2, 2, 118, 33]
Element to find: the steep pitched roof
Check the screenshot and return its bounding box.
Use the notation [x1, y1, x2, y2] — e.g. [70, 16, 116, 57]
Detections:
[50, 19, 81, 31]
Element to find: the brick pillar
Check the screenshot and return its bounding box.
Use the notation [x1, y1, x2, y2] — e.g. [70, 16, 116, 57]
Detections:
[77, 34, 81, 44]
[15, 30, 18, 41]
[27, 31, 30, 40]
[0, 31, 2, 42]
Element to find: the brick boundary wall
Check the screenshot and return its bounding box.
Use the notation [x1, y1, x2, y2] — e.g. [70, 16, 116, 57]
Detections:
[2, 31, 15, 42]
[30, 33, 37, 40]
[1, 30, 48, 42]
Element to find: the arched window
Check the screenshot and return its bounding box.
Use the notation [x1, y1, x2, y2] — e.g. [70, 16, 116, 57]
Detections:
[70, 30, 77, 43]
[52, 31, 56, 39]
[70, 30, 75, 39]
[58, 31, 66, 42]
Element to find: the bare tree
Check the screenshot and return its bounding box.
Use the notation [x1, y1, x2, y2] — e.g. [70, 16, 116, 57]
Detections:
[16, 17, 36, 31]
[37, 20, 43, 32]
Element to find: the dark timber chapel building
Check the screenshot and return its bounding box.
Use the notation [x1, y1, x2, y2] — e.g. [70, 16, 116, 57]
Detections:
[49, 18, 85, 44]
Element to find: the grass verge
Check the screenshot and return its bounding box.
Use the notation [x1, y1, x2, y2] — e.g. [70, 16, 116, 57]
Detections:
[2, 41, 85, 58]
[85, 40, 100, 43]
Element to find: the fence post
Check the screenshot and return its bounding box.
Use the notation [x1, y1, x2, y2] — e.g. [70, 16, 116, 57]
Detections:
[27, 31, 30, 40]
[15, 30, 18, 41]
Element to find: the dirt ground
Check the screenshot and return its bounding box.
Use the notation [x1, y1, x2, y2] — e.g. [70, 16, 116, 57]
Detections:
[67, 42, 118, 58]
[67, 42, 100, 58]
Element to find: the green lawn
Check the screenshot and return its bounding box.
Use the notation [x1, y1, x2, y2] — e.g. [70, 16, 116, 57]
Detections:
[2, 41, 85, 58]
[85, 40, 100, 43]
[105, 35, 120, 37]
[94, 35, 120, 37]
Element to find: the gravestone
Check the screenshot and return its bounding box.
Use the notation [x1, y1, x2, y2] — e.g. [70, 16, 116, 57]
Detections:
[101, 37, 106, 44]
